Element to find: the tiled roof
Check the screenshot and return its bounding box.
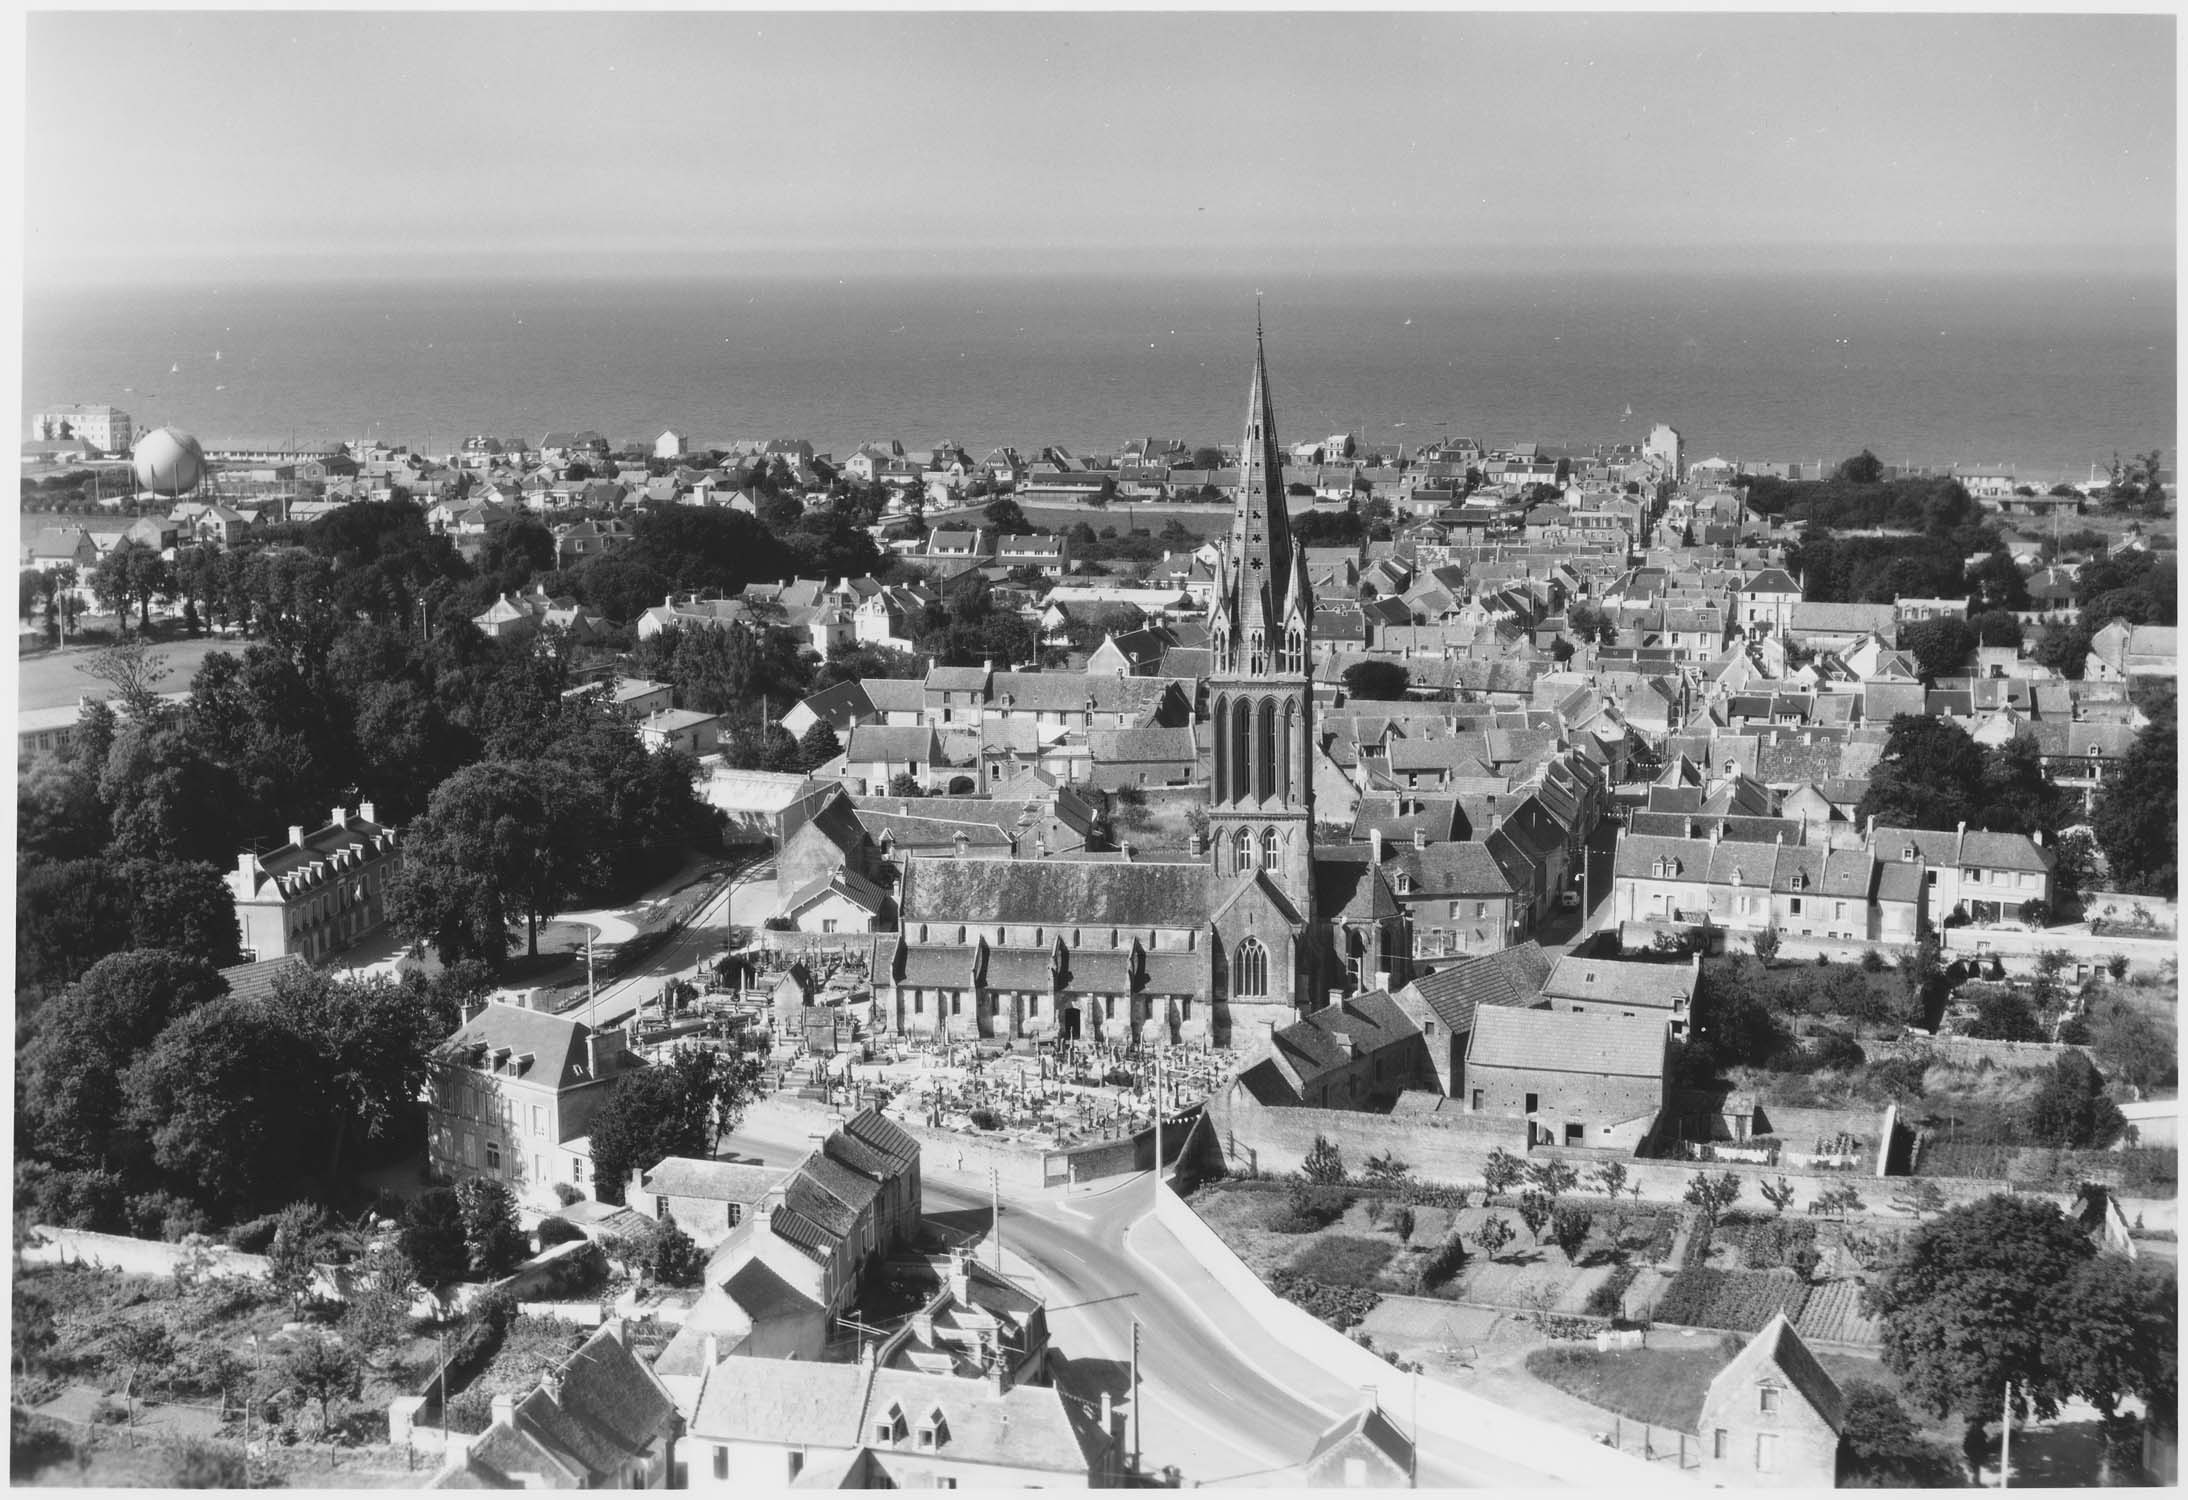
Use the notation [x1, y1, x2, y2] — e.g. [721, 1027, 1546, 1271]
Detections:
[1709, 1312, 1846, 1433]
[1468, 1006, 1667, 1079]
[1539, 956, 1696, 1012]
[436, 1002, 637, 1091]
[639, 1157, 786, 1202]
[1397, 943, 1549, 1035]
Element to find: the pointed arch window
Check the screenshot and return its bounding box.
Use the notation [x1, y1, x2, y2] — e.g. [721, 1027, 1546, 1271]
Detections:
[1231, 701, 1252, 801]
[1286, 623, 1305, 674]
[1233, 826, 1255, 876]
[1261, 826, 1280, 872]
[1256, 698, 1276, 802]
[1233, 938, 1269, 998]
[1279, 699, 1295, 803]
[1212, 695, 1229, 801]
[1249, 629, 1267, 675]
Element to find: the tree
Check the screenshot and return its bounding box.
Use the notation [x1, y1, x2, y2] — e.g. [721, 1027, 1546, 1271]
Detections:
[342, 1243, 418, 1355]
[78, 637, 173, 721]
[1966, 551, 2032, 614]
[1864, 1195, 2095, 1422]
[265, 1201, 330, 1313]
[1302, 1134, 1347, 1185]
[399, 1191, 471, 1316]
[1750, 925, 1780, 965]
[1565, 601, 1618, 646]
[2086, 995, 2176, 1091]
[1341, 661, 1410, 701]
[1836, 449, 1886, 484]
[1482, 1148, 1524, 1198]
[1550, 1203, 1594, 1264]
[112, 1324, 175, 1424]
[796, 719, 843, 772]
[1855, 716, 1990, 834]
[1587, 1161, 1628, 1202]
[1969, 609, 2024, 649]
[2024, 1051, 2126, 1148]
[1361, 1150, 1411, 1189]
[646, 1221, 705, 1287]
[2091, 689, 2175, 895]
[1683, 1171, 1742, 1239]
[90, 540, 172, 634]
[263, 968, 446, 1193]
[1473, 1213, 1515, 1262]
[1527, 1159, 1578, 1201]
[387, 760, 601, 965]
[585, 1045, 762, 1205]
[284, 1336, 363, 1437]
[120, 995, 323, 1216]
[2044, 1255, 2177, 1421]
[982, 497, 1033, 536]
[886, 771, 923, 799]
[1516, 1190, 1552, 1244]
[1839, 1379, 1964, 1487]
[454, 1176, 527, 1277]
[1761, 1176, 1798, 1215]
[1903, 617, 1978, 681]
[1965, 989, 2042, 1042]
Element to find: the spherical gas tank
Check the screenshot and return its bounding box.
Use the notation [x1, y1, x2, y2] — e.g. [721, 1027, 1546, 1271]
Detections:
[131, 427, 206, 496]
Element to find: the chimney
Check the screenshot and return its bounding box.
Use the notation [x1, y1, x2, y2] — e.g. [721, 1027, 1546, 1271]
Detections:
[1329, 988, 1345, 1008]
[952, 830, 970, 859]
[1865, 813, 1876, 839]
[2033, 830, 2044, 847]
[238, 851, 258, 881]
[490, 1394, 516, 1429]
[950, 1248, 973, 1304]
[1122, 843, 1135, 862]
[359, 801, 377, 824]
[287, 824, 305, 848]
[330, 805, 347, 829]
[1956, 820, 1967, 836]
[1374, 969, 1392, 993]
[1100, 1390, 1114, 1436]
[1369, 828, 1384, 865]
[1711, 821, 1724, 845]
[585, 1028, 620, 1077]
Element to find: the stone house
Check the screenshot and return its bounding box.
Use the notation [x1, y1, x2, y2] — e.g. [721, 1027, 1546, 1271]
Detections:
[228, 803, 402, 963]
[1696, 1313, 1845, 1488]
[425, 1003, 645, 1205]
[1227, 989, 1434, 1111]
[427, 1319, 681, 1489]
[1463, 1005, 1669, 1149]
[1301, 1402, 1415, 1488]
[626, 1157, 790, 1251]
[1387, 943, 1553, 1100]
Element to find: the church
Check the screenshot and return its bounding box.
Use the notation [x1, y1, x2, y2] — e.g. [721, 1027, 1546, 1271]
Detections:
[875, 320, 1407, 1047]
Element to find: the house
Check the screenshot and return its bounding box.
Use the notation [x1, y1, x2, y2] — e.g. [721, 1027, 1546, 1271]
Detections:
[227, 803, 402, 963]
[626, 1158, 789, 1251]
[425, 1002, 646, 1205]
[563, 676, 676, 720]
[555, 517, 633, 565]
[682, 1358, 1116, 1490]
[1227, 990, 1434, 1111]
[1695, 1313, 1845, 1488]
[428, 1320, 680, 1489]
[2085, 621, 2179, 682]
[997, 534, 1070, 577]
[1463, 1005, 1669, 1149]
[776, 867, 894, 935]
[1538, 954, 1698, 1036]
[1380, 832, 1523, 967]
[925, 528, 993, 562]
[841, 724, 945, 795]
[1301, 1402, 1415, 1489]
[634, 707, 723, 758]
[1086, 725, 1199, 789]
[687, 1108, 922, 1326]
[1787, 602, 1897, 653]
[21, 525, 99, 572]
[474, 585, 606, 643]
[1387, 943, 1553, 1100]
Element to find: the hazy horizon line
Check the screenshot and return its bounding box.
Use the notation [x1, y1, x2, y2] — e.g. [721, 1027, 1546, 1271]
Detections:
[24, 241, 2174, 292]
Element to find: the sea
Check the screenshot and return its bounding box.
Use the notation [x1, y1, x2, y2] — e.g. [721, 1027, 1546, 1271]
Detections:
[20, 269, 2176, 486]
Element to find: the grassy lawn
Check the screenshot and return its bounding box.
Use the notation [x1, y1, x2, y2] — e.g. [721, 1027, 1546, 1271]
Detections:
[16, 631, 235, 711]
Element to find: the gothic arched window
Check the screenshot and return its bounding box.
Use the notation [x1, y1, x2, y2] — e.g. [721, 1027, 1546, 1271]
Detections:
[1249, 629, 1266, 675]
[1231, 699, 1252, 800]
[1286, 624, 1304, 674]
[1233, 826, 1255, 875]
[1261, 826, 1280, 872]
[1212, 695, 1229, 801]
[1279, 699, 1295, 802]
[1233, 937, 1269, 998]
[1256, 698, 1277, 802]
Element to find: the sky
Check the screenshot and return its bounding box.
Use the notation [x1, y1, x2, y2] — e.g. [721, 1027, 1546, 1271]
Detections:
[18, 10, 2181, 286]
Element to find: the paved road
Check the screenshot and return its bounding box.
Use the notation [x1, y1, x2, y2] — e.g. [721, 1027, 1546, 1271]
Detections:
[720, 1112, 1558, 1487]
[572, 858, 776, 1030]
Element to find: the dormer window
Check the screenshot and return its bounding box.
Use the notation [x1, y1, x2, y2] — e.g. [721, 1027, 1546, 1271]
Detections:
[1901, 846, 1915, 863]
[918, 1408, 948, 1450]
[875, 1403, 907, 1445]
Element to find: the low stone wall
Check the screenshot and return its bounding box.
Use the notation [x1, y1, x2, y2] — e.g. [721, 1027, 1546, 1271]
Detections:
[1206, 1091, 1524, 1180]
[1151, 1186, 1689, 1489]
[1943, 925, 2174, 978]
[1866, 1033, 2085, 1071]
[20, 1225, 272, 1281]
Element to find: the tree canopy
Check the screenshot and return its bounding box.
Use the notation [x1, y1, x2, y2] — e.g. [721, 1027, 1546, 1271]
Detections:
[586, 1045, 762, 1205]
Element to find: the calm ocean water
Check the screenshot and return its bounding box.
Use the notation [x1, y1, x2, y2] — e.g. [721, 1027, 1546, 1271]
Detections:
[21, 271, 2175, 484]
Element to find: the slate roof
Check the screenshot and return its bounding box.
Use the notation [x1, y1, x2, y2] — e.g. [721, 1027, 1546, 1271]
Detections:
[638, 1158, 787, 1203]
[844, 725, 942, 763]
[1539, 956, 1696, 1012]
[1385, 840, 1514, 898]
[218, 954, 310, 1005]
[1306, 1404, 1416, 1473]
[1468, 1006, 1667, 1079]
[901, 856, 1213, 928]
[436, 1003, 639, 1091]
[1397, 942, 1551, 1035]
[1311, 847, 1402, 922]
[437, 1324, 677, 1488]
[1708, 1312, 1846, 1433]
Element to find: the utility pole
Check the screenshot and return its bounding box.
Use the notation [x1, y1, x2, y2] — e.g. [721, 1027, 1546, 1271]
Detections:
[1153, 1046, 1164, 1207]
[1130, 1319, 1142, 1478]
[1999, 1381, 2013, 1489]
[990, 1166, 1002, 1272]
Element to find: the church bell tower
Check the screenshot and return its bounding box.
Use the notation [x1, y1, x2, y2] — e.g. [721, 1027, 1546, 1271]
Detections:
[1204, 313, 1317, 1014]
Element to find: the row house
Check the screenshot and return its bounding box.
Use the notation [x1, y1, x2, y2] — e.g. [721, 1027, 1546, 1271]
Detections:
[1610, 829, 1930, 947]
[1373, 827, 1523, 967]
[474, 586, 607, 643]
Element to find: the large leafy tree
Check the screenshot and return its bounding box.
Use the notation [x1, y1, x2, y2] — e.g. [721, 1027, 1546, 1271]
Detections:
[1857, 715, 2065, 839]
[1865, 1195, 2095, 1423]
[586, 1045, 762, 1205]
[264, 967, 450, 1191]
[119, 994, 325, 1216]
[387, 760, 602, 965]
[2091, 688, 2176, 895]
[2043, 1255, 2177, 1421]
[15, 858, 134, 1003]
[1902, 617, 1978, 682]
[16, 949, 226, 1169]
[2022, 1051, 2126, 1148]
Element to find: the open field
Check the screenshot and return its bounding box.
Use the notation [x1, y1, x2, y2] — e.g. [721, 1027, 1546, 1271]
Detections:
[17, 632, 234, 711]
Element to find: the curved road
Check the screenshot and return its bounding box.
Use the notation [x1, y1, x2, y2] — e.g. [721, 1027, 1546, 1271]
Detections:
[722, 1114, 1553, 1488]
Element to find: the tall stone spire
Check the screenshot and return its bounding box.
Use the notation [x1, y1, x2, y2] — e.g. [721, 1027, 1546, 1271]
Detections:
[1225, 306, 1299, 639]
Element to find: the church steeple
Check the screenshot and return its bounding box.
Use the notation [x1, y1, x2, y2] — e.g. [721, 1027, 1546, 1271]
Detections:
[1213, 311, 1311, 677]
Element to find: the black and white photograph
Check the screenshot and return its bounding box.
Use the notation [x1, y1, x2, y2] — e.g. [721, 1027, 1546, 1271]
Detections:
[9, 7, 2179, 1491]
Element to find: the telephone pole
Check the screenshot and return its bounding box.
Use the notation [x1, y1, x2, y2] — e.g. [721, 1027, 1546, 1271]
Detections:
[990, 1166, 1003, 1273]
[1130, 1318, 1143, 1477]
